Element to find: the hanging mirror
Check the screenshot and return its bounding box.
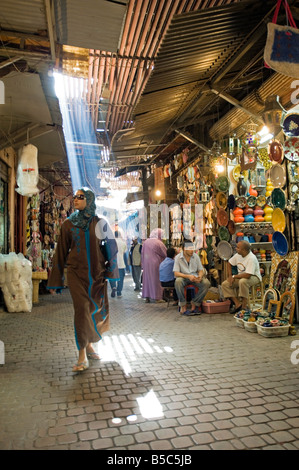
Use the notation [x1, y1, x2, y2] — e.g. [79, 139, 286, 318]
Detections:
[262, 288, 279, 311]
[272, 260, 293, 294]
[278, 291, 295, 325]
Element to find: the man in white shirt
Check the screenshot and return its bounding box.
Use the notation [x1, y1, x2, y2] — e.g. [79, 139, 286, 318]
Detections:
[221, 240, 261, 313]
[173, 241, 210, 315]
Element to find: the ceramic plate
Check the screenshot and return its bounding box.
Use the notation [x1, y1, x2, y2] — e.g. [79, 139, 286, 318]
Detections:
[232, 165, 248, 182]
[256, 195, 266, 207]
[271, 187, 286, 210]
[216, 176, 229, 192]
[217, 208, 229, 226]
[272, 231, 288, 257]
[283, 113, 299, 137]
[218, 226, 230, 241]
[227, 219, 236, 235]
[272, 208, 286, 232]
[269, 140, 284, 164]
[283, 137, 299, 162]
[216, 191, 227, 210]
[227, 194, 236, 210]
[236, 196, 247, 208]
[247, 195, 257, 208]
[269, 164, 286, 188]
[217, 241, 233, 260]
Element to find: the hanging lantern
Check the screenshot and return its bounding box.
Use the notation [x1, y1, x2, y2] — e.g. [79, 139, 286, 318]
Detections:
[221, 137, 242, 160]
[262, 95, 286, 136]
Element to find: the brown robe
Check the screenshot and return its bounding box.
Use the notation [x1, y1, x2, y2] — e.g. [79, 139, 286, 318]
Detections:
[47, 216, 118, 349]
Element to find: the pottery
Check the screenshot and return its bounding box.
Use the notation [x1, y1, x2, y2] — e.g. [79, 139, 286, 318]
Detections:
[237, 175, 247, 196]
[253, 208, 264, 216]
[234, 216, 245, 223]
[243, 207, 254, 215]
[254, 215, 265, 222]
[249, 185, 258, 197]
[233, 207, 244, 216]
[244, 215, 254, 222]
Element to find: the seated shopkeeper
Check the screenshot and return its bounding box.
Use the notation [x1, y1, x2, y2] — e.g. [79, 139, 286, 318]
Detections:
[173, 241, 210, 316]
[221, 240, 261, 314]
[159, 247, 178, 304]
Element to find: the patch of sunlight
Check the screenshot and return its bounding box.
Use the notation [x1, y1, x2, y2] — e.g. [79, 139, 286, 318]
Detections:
[137, 389, 164, 419]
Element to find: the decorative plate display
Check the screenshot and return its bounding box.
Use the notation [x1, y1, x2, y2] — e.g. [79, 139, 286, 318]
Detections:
[288, 161, 299, 183]
[271, 187, 286, 210]
[216, 176, 229, 192]
[247, 195, 257, 208]
[269, 164, 286, 188]
[217, 241, 233, 260]
[227, 194, 236, 210]
[235, 196, 247, 208]
[282, 113, 299, 137]
[216, 191, 227, 210]
[256, 195, 266, 207]
[232, 165, 248, 182]
[283, 137, 299, 162]
[272, 208, 286, 232]
[218, 226, 230, 241]
[217, 208, 229, 226]
[227, 219, 236, 235]
[268, 140, 284, 164]
[272, 231, 288, 257]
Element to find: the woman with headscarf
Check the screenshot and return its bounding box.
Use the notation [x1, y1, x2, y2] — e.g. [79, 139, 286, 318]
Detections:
[141, 228, 167, 303]
[47, 188, 118, 372]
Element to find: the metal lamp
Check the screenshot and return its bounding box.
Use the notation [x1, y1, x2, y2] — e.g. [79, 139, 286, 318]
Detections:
[262, 95, 286, 136]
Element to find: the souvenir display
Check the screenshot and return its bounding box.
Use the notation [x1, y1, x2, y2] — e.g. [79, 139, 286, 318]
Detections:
[218, 226, 230, 241]
[235, 196, 247, 208]
[271, 208, 286, 232]
[232, 165, 248, 182]
[268, 140, 284, 164]
[216, 176, 229, 192]
[217, 208, 229, 226]
[272, 231, 288, 257]
[269, 164, 286, 187]
[283, 137, 299, 162]
[247, 196, 257, 207]
[256, 195, 266, 207]
[227, 220, 236, 235]
[217, 241, 233, 260]
[282, 113, 299, 137]
[271, 187, 286, 210]
[216, 192, 227, 209]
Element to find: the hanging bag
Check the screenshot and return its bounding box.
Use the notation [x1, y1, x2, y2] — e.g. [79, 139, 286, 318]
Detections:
[264, 0, 299, 78]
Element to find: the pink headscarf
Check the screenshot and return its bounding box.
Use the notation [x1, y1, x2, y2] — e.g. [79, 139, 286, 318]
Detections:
[149, 228, 164, 239]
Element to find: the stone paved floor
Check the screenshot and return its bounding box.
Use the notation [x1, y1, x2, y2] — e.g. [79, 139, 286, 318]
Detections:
[0, 275, 299, 451]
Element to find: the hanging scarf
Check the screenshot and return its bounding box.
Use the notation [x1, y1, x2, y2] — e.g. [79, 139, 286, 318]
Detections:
[68, 187, 97, 231]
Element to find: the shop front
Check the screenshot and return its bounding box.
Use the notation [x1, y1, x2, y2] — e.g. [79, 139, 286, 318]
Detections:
[155, 99, 298, 333]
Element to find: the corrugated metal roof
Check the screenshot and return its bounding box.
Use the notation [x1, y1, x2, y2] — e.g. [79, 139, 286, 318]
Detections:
[54, 0, 128, 51]
[0, 0, 48, 34]
[133, 0, 274, 134]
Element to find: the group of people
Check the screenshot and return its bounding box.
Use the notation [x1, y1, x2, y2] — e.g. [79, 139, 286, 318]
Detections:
[47, 187, 261, 372]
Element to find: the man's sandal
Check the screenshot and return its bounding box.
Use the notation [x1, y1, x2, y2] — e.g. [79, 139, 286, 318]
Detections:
[72, 361, 89, 372]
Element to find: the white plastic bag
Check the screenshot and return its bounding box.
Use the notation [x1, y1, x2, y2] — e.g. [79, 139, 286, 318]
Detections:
[15, 144, 39, 197]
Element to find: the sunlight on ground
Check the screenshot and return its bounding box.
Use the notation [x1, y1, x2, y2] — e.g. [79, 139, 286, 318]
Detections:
[95, 332, 173, 421]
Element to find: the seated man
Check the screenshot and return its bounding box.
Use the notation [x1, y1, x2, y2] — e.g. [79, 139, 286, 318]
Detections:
[174, 241, 210, 315]
[159, 247, 178, 303]
[221, 240, 261, 314]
